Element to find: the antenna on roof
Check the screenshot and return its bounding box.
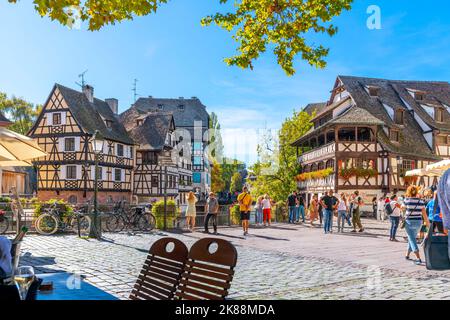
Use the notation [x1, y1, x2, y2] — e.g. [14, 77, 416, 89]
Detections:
[132, 79, 140, 103]
[75, 70, 88, 88]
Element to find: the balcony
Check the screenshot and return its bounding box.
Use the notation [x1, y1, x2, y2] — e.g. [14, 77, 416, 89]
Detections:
[298, 143, 335, 164]
[297, 175, 335, 191]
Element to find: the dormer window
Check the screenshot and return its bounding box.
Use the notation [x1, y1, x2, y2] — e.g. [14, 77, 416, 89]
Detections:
[435, 107, 444, 122]
[367, 86, 380, 97]
[415, 92, 425, 100]
[436, 135, 450, 146]
[105, 120, 113, 129]
[178, 105, 185, 111]
[157, 104, 163, 110]
[390, 129, 400, 142]
[137, 119, 143, 126]
[394, 109, 405, 125]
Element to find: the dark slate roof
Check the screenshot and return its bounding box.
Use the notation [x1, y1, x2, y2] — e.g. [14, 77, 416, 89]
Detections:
[131, 97, 209, 128]
[337, 75, 441, 159]
[127, 112, 174, 151]
[303, 102, 327, 116]
[55, 84, 133, 145]
[291, 107, 383, 146]
[329, 107, 384, 125]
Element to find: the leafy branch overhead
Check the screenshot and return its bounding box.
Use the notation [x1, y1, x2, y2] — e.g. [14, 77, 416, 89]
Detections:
[7, 0, 353, 75]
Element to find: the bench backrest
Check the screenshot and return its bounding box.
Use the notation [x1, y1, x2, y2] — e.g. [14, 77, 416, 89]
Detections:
[175, 238, 238, 300]
[129, 237, 188, 300]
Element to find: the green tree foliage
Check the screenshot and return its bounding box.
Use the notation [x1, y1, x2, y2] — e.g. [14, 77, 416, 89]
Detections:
[230, 172, 244, 193]
[211, 160, 226, 193]
[222, 158, 246, 192]
[208, 112, 224, 162]
[249, 110, 313, 202]
[7, 0, 353, 75]
[0, 92, 41, 135]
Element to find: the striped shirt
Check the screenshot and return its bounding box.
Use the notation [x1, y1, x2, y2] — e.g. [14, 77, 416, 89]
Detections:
[404, 197, 425, 220]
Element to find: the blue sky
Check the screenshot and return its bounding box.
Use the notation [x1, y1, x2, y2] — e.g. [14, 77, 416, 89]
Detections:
[1, 0, 450, 164]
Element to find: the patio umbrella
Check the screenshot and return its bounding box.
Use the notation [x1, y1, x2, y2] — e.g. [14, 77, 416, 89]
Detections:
[0, 127, 46, 163]
[405, 168, 441, 177]
[426, 160, 450, 174]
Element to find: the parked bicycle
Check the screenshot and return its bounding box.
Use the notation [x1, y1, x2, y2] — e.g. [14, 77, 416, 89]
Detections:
[104, 202, 155, 232]
[34, 202, 91, 236]
[0, 210, 9, 234]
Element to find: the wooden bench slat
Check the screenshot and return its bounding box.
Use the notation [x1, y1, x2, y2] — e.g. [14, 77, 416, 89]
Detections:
[136, 277, 175, 293]
[132, 286, 167, 300]
[135, 279, 173, 298]
[177, 285, 222, 300]
[183, 266, 232, 281]
[185, 260, 234, 276]
[143, 260, 183, 274]
[176, 291, 201, 300]
[179, 279, 228, 297]
[180, 272, 230, 289]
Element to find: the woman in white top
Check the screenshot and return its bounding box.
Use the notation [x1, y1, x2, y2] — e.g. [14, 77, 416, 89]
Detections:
[389, 194, 402, 241]
[337, 193, 348, 232]
[262, 195, 272, 227]
[186, 191, 198, 232]
[377, 196, 386, 221]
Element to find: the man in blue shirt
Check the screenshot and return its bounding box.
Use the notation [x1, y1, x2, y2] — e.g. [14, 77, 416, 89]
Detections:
[426, 191, 444, 233]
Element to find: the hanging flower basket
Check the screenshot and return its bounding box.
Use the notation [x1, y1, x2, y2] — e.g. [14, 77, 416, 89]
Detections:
[295, 168, 334, 182]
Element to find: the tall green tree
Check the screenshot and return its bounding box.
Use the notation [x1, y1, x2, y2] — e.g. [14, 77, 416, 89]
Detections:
[230, 172, 244, 193]
[211, 160, 226, 193]
[248, 110, 313, 202]
[208, 112, 224, 162]
[222, 158, 246, 192]
[0, 92, 41, 135]
[7, 0, 353, 75]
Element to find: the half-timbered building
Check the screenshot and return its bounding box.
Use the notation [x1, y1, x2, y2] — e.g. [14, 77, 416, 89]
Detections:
[120, 110, 193, 206]
[122, 96, 211, 196]
[292, 76, 450, 205]
[28, 84, 135, 204]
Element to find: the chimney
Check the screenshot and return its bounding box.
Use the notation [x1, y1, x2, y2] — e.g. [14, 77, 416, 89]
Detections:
[105, 98, 119, 115]
[82, 85, 94, 103]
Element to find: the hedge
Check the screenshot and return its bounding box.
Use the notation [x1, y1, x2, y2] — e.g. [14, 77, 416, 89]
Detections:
[151, 200, 179, 229]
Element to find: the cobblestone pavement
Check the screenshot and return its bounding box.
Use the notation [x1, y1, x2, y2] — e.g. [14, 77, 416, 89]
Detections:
[15, 218, 450, 300]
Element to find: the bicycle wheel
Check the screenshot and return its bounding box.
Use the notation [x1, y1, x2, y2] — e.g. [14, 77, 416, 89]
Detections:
[35, 214, 59, 235]
[0, 216, 9, 234]
[136, 214, 156, 232]
[105, 214, 125, 233]
[70, 215, 92, 236]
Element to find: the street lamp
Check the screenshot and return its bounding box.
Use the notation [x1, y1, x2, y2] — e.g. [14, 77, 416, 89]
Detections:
[89, 130, 105, 239]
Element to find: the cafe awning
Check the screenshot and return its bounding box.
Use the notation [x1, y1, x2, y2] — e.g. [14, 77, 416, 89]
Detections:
[404, 168, 441, 177]
[426, 160, 450, 173]
[0, 127, 46, 166]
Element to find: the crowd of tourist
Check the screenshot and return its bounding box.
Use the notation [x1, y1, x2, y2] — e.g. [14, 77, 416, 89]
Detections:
[189, 170, 450, 269]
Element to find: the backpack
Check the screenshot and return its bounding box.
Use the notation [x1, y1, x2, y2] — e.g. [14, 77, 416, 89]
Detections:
[384, 202, 393, 215]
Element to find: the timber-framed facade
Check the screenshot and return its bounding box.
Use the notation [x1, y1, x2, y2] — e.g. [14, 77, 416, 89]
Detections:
[292, 76, 450, 205]
[28, 84, 135, 204]
[121, 111, 193, 206]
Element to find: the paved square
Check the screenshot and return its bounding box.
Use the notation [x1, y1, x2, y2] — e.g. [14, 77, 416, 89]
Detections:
[16, 219, 450, 300]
